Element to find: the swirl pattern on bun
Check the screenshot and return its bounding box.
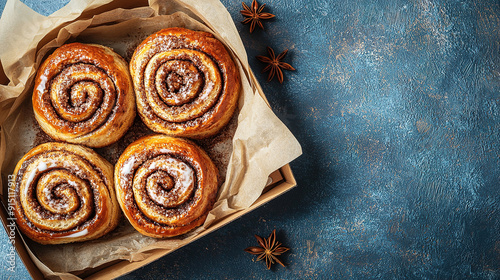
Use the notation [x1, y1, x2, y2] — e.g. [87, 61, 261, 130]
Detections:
[129, 27, 240, 138]
[32, 43, 136, 148]
[114, 135, 219, 238]
[11, 142, 120, 244]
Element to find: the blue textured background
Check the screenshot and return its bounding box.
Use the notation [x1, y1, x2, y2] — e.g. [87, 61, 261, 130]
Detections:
[1, 0, 500, 279]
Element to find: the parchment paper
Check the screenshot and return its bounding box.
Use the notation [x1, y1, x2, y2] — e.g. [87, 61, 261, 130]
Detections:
[0, 0, 302, 278]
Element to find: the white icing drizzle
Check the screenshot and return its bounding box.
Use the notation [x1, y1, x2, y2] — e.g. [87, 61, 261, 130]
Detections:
[36, 74, 48, 94]
[177, 160, 194, 188]
[24, 160, 58, 197]
[146, 157, 194, 206]
[59, 228, 88, 239]
[154, 151, 195, 187]
[163, 157, 194, 189]
[122, 157, 136, 176]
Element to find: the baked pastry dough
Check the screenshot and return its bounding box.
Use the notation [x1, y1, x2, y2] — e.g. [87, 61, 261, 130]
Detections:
[32, 43, 135, 148]
[129, 27, 240, 138]
[114, 135, 218, 238]
[11, 142, 120, 244]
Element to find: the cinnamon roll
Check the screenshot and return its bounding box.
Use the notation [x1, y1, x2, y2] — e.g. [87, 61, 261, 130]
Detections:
[129, 27, 240, 138]
[11, 143, 120, 244]
[114, 135, 218, 238]
[32, 43, 136, 148]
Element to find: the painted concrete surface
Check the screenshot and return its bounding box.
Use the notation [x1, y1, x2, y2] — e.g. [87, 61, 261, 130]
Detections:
[0, 0, 499, 279]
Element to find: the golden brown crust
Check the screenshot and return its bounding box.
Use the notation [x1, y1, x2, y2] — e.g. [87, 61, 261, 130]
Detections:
[129, 27, 241, 138]
[32, 43, 136, 148]
[11, 142, 120, 244]
[114, 135, 219, 238]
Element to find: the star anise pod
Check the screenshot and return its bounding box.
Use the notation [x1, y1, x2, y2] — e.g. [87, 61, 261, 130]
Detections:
[241, 0, 275, 33]
[256, 47, 295, 83]
[244, 229, 290, 269]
